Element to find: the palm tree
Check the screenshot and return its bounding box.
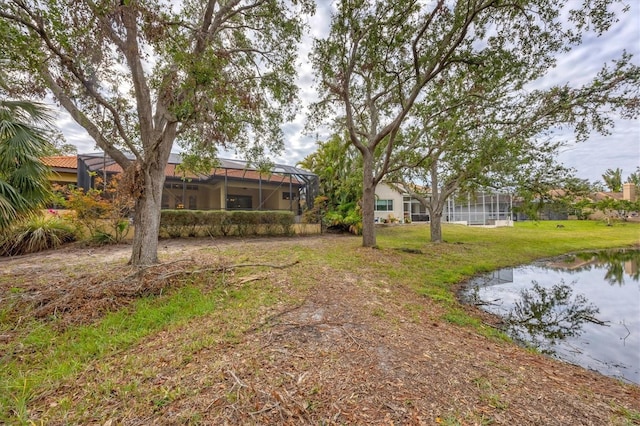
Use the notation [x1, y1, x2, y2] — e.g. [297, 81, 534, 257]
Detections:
[625, 167, 640, 186]
[602, 168, 623, 192]
[0, 99, 54, 230]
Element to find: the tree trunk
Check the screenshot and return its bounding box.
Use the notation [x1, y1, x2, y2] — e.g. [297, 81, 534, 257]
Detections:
[129, 156, 168, 265]
[430, 209, 443, 243]
[361, 151, 377, 247]
[429, 160, 444, 243]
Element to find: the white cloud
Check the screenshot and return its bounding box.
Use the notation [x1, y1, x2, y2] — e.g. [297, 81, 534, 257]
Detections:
[54, 109, 98, 153]
[550, 3, 640, 182]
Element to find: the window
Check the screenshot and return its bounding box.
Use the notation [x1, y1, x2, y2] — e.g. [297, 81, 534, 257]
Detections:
[375, 199, 393, 211]
[282, 192, 291, 200]
[161, 194, 169, 209]
[188, 195, 197, 210]
[164, 182, 198, 190]
[227, 194, 252, 210]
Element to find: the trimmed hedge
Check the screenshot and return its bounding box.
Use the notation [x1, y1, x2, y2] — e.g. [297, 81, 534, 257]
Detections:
[159, 210, 295, 238]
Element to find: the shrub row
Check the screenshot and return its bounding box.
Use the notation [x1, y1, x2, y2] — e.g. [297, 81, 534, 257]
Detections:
[159, 210, 295, 238]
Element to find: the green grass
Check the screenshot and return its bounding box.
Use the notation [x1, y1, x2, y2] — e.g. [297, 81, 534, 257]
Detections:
[612, 403, 640, 424]
[376, 220, 639, 290]
[373, 221, 639, 336]
[1, 220, 638, 422]
[0, 270, 291, 423]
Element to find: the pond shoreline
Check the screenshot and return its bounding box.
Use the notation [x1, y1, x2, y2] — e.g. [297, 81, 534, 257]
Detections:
[458, 247, 640, 385]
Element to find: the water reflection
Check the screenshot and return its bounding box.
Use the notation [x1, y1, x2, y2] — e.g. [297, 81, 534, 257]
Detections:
[463, 248, 640, 384]
[548, 249, 640, 285]
[505, 280, 602, 355]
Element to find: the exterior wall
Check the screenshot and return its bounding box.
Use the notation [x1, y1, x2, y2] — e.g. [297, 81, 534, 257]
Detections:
[48, 171, 77, 185]
[623, 183, 637, 202]
[260, 188, 300, 212]
[374, 183, 405, 223]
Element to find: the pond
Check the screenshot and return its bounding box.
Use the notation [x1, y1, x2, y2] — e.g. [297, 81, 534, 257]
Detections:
[461, 248, 640, 385]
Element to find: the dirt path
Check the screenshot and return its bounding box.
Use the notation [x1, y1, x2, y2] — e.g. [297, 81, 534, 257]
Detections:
[2, 235, 639, 425]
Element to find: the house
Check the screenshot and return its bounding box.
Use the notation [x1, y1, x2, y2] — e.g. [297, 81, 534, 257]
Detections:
[584, 182, 638, 221]
[375, 182, 514, 226]
[373, 183, 407, 223]
[590, 183, 637, 204]
[76, 153, 319, 218]
[41, 156, 78, 186]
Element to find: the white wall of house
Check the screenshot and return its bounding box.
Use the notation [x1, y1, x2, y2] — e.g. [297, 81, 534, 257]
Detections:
[374, 183, 406, 223]
[375, 182, 514, 227]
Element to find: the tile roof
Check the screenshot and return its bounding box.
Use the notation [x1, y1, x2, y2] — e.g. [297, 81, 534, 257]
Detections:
[79, 152, 316, 176]
[41, 156, 77, 169]
[98, 160, 303, 184]
[590, 191, 624, 201]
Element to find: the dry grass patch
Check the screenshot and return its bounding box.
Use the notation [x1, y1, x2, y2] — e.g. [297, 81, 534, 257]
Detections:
[1, 228, 639, 424]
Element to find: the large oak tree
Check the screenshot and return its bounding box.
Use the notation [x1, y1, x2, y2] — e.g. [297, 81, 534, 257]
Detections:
[0, 0, 313, 264]
[311, 0, 639, 248]
[387, 53, 639, 242]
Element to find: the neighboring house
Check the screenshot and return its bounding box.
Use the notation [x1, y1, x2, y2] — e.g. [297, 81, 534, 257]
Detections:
[41, 155, 78, 186]
[584, 182, 638, 221]
[76, 153, 318, 218]
[522, 183, 639, 221]
[374, 182, 431, 223]
[373, 183, 406, 223]
[375, 182, 514, 226]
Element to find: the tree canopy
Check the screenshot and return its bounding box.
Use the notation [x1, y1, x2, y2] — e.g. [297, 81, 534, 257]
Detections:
[311, 0, 640, 247]
[0, 0, 314, 264]
[298, 133, 363, 231]
[626, 167, 640, 186]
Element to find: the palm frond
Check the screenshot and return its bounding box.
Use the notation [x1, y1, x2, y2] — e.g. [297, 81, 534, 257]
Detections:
[0, 179, 25, 230]
[0, 99, 55, 228]
[0, 100, 55, 127]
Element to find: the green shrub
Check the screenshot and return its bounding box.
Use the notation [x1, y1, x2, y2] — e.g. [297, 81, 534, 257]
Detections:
[229, 211, 257, 236]
[0, 215, 76, 256]
[159, 210, 295, 238]
[324, 204, 362, 235]
[275, 211, 295, 235]
[90, 229, 116, 245]
[214, 211, 233, 236]
[159, 210, 193, 238]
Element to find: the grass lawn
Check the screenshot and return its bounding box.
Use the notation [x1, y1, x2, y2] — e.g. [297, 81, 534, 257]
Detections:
[1, 220, 638, 424]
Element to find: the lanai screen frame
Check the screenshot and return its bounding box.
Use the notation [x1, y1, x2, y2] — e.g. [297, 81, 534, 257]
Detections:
[77, 152, 319, 212]
[445, 190, 514, 225]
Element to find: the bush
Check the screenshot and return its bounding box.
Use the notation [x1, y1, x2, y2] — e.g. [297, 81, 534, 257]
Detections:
[324, 203, 362, 235]
[231, 211, 260, 236]
[159, 209, 193, 238]
[159, 210, 295, 238]
[64, 175, 134, 244]
[0, 215, 77, 256]
[274, 211, 295, 235]
[302, 196, 328, 224]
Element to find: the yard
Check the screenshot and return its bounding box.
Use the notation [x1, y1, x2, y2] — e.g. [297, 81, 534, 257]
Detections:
[1, 221, 639, 424]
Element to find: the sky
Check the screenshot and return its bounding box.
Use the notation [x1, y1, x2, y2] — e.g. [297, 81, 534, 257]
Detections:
[55, 1, 639, 184]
